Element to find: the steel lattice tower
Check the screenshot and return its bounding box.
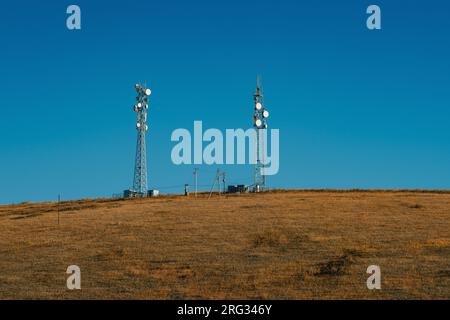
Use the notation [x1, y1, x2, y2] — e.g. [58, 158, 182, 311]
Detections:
[252, 76, 270, 192]
[132, 83, 151, 194]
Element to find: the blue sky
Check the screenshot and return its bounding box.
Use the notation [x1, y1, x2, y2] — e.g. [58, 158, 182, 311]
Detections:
[1, 0, 449, 203]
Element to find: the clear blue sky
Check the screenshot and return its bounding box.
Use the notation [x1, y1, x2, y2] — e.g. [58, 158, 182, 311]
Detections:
[1, 0, 449, 203]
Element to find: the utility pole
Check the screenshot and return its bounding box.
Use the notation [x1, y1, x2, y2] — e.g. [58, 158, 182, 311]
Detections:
[217, 169, 221, 195]
[222, 172, 226, 194]
[208, 169, 220, 199]
[57, 194, 60, 226]
[193, 168, 198, 198]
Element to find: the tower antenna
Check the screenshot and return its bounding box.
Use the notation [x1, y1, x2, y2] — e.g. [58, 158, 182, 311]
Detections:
[132, 83, 152, 194]
[252, 75, 269, 192]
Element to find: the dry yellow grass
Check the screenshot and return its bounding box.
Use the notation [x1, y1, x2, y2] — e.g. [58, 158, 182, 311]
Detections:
[0, 190, 449, 299]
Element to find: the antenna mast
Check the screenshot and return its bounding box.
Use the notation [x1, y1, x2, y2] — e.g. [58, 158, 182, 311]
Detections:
[252, 75, 269, 192]
[132, 83, 152, 194]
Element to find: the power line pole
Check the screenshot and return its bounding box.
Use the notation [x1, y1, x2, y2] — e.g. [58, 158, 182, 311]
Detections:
[193, 168, 198, 198]
[222, 172, 226, 194]
[217, 170, 221, 195]
[209, 169, 220, 199]
[57, 194, 60, 226]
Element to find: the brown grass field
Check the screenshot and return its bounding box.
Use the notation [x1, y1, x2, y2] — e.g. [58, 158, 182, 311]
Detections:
[0, 190, 449, 300]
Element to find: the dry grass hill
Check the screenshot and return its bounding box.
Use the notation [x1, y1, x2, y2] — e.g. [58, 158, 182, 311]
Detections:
[0, 190, 449, 299]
